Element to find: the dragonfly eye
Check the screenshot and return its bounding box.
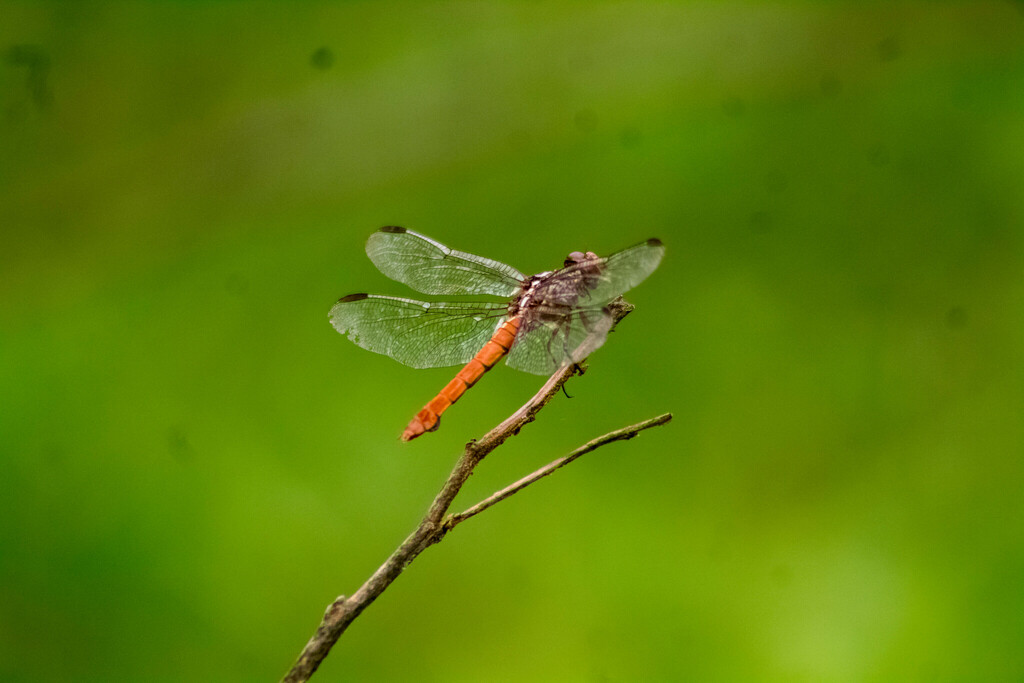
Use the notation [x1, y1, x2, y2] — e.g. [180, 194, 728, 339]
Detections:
[564, 251, 600, 268]
[564, 251, 586, 267]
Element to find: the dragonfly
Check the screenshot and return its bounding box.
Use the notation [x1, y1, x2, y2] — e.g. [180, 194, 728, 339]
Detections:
[329, 227, 664, 441]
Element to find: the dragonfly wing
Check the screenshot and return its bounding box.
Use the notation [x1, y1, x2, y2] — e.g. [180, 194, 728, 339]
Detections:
[366, 227, 526, 298]
[505, 307, 614, 375]
[330, 294, 509, 368]
[535, 238, 664, 307]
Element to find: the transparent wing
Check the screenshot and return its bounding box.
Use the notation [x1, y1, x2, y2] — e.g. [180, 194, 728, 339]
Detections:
[365, 226, 525, 297]
[535, 238, 664, 307]
[329, 294, 508, 369]
[505, 307, 615, 375]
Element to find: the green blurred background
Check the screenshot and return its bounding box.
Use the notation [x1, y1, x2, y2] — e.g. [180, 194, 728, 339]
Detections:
[2, 2, 1023, 680]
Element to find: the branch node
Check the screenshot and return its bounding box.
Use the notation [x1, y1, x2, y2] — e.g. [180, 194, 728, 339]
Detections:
[427, 522, 450, 546]
[324, 596, 347, 620]
[436, 515, 459, 540]
[464, 440, 486, 460]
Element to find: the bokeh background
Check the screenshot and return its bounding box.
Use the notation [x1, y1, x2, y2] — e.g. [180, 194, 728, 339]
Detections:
[3, 2, 1023, 680]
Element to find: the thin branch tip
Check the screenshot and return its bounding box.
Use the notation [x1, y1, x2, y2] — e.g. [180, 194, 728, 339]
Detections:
[446, 411, 673, 529]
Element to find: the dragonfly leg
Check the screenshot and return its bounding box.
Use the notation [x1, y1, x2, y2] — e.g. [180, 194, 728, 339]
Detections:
[543, 321, 571, 373]
[560, 322, 573, 362]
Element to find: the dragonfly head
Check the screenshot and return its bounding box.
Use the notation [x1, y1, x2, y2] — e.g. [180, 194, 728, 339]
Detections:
[563, 250, 598, 268]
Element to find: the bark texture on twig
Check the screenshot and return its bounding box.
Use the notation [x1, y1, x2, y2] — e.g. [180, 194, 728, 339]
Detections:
[281, 300, 670, 683]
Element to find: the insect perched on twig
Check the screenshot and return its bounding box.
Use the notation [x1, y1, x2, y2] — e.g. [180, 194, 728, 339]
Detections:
[330, 227, 664, 441]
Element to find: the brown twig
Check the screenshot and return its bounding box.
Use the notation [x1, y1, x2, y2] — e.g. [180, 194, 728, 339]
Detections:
[281, 300, 670, 682]
[445, 412, 672, 529]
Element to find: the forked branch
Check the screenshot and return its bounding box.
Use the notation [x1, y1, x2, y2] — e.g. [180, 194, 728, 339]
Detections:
[281, 300, 671, 683]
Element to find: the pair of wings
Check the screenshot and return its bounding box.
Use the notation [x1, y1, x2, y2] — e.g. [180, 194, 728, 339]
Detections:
[329, 227, 664, 375]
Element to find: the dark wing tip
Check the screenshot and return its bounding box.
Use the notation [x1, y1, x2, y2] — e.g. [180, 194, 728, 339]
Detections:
[336, 293, 369, 303]
[379, 225, 406, 234]
[647, 238, 664, 247]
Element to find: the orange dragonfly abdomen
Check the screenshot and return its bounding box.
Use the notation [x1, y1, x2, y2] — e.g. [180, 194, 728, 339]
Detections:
[401, 316, 521, 441]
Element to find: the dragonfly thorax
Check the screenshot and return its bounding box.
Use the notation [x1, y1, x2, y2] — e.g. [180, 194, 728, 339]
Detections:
[509, 274, 548, 315]
[509, 251, 605, 319]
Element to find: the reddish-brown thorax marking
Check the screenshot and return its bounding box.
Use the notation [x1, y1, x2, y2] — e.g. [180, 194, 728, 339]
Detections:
[401, 316, 522, 441]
